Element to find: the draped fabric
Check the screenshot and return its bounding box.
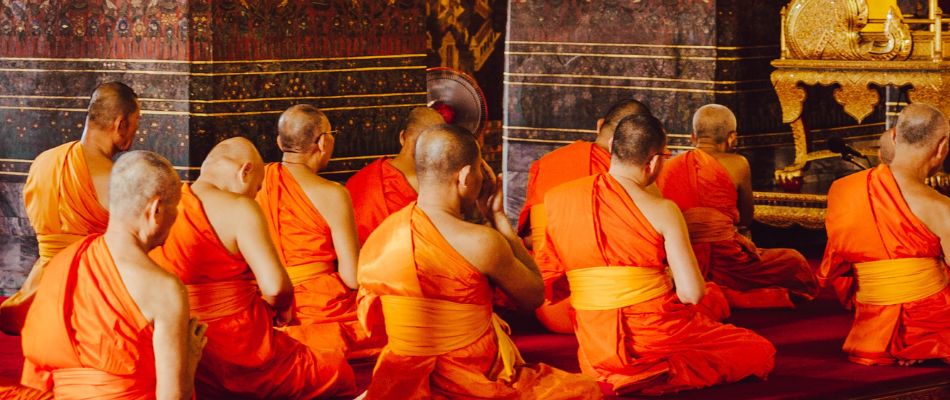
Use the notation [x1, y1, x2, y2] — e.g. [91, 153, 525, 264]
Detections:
[540, 174, 775, 395]
[657, 149, 818, 308]
[822, 165, 950, 365]
[357, 203, 603, 399]
[149, 184, 356, 399]
[257, 163, 383, 359]
[21, 235, 154, 399]
[345, 157, 417, 244]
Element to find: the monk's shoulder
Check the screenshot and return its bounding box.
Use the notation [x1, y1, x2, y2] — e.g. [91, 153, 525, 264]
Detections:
[453, 222, 508, 272]
[303, 177, 353, 213]
[114, 250, 187, 322]
[715, 152, 750, 173]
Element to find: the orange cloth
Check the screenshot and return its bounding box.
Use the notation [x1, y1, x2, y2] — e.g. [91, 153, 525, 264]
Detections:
[1, 142, 110, 334]
[149, 184, 356, 399]
[539, 174, 775, 395]
[821, 165, 950, 365]
[20, 235, 154, 399]
[357, 203, 603, 399]
[257, 163, 383, 359]
[346, 157, 417, 244]
[657, 149, 818, 308]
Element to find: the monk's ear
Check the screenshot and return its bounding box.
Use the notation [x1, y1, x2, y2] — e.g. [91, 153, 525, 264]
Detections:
[458, 164, 473, 188]
[398, 130, 408, 147]
[727, 131, 738, 150]
[145, 196, 161, 225]
[595, 118, 605, 133]
[239, 162, 253, 183]
[647, 154, 662, 175]
[935, 135, 949, 162]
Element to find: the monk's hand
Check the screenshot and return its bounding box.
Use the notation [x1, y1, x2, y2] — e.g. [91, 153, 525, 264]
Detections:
[476, 159, 498, 221]
[273, 305, 297, 328]
[188, 318, 208, 367]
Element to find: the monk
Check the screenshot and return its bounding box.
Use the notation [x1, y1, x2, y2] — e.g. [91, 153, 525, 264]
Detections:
[0, 82, 140, 335]
[822, 103, 950, 366]
[346, 107, 445, 243]
[150, 137, 356, 398]
[538, 114, 775, 395]
[357, 124, 604, 399]
[657, 104, 818, 309]
[257, 105, 383, 359]
[20, 151, 207, 399]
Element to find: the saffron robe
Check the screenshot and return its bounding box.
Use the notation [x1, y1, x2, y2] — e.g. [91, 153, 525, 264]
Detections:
[657, 149, 818, 308]
[150, 184, 356, 399]
[346, 157, 417, 244]
[357, 203, 604, 399]
[539, 174, 775, 395]
[21, 235, 155, 399]
[1, 141, 109, 334]
[821, 165, 950, 365]
[257, 163, 383, 359]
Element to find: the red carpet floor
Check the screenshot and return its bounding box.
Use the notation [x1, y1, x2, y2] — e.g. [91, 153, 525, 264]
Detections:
[3, 295, 948, 399]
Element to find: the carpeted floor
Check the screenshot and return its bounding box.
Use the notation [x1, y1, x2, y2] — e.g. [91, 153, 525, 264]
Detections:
[2, 293, 948, 399]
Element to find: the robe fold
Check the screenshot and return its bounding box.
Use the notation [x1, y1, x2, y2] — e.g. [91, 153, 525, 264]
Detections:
[657, 149, 818, 308]
[821, 165, 950, 365]
[539, 174, 775, 395]
[257, 163, 383, 359]
[150, 184, 356, 399]
[345, 157, 417, 244]
[1, 141, 109, 334]
[21, 235, 154, 399]
[518, 141, 610, 333]
[357, 203, 603, 400]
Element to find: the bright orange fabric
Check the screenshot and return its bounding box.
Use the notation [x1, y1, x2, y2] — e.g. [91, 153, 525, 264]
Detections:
[346, 157, 417, 244]
[21, 235, 154, 399]
[357, 203, 603, 399]
[822, 165, 950, 365]
[539, 174, 775, 395]
[149, 184, 356, 399]
[257, 162, 383, 359]
[657, 149, 818, 308]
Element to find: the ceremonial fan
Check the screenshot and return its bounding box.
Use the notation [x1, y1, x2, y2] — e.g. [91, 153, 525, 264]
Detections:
[426, 67, 488, 139]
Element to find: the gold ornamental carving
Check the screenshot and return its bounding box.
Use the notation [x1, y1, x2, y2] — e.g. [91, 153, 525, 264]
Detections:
[785, 0, 912, 61]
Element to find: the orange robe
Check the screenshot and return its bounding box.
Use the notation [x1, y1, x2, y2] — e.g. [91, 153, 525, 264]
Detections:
[150, 184, 356, 399]
[21, 235, 155, 399]
[539, 174, 775, 395]
[657, 149, 818, 308]
[257, 163, 383, 359]
[1, 141, 109, 334]
[346, 157, 417, 244]
[357, 203, 604, 399]
[821, 165, 950, 365]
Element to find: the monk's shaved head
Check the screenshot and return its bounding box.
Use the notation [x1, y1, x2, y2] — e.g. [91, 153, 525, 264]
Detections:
[601, 99, 652, 137]
[895, 103, 949, 147]
[87, 82, 139, 129]
[415, 124, 480, 182]
[277, 104, 329, 153]
[612, 114, 666, 165]
[109, 151, 180, 218]
[693, 104, 737, 144]
[403, 107, 446, 142]
[203, 136, 264, 170]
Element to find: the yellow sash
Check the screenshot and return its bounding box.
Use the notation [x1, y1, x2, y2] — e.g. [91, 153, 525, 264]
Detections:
[285, 261, 335, 286]
[380, 295, 524, 382]
[567, 266, 672, 310]
[529, 204, 547, 250]
[37, 233, 86, 263]
[854, 257, 949, 305]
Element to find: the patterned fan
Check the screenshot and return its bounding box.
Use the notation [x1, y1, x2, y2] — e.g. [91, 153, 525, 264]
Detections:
[426, 67, 488, 138]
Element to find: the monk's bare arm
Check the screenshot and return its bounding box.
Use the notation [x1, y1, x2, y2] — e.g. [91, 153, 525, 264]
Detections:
[477, 230, 545, 310]
[148, 272, 198, 400]
[656, 200, 706, 304]
[914, 191, 950, 266]
[233, 198, 295, 313]
[732, 155, 755, 229]
[319, 185, 360, 289]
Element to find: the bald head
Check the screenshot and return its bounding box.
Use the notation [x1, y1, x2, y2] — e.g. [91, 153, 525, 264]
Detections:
[87, 81, 139, 130]
[693, 104, 737, 144]
[200, 137, 265, 196]
[109, 151, 181, 219]
[894, 103, 949, 148]
[612, 114, 667, 165]
[415, 124, 480, 182]
[277, 104, 329, 153]
[600, 99, 652, 138]
[403, 107, 446, 143]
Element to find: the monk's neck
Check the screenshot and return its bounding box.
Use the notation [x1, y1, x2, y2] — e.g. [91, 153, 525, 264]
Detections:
[593, 136, 611, 153]
[890, 157, 932, 183]
[416, 185, 464, 219]
[389, 153, 419, 191]
[609, 165, 651, 190]
[694, 139, 728, 155]
[281, 154, 320, 173]
[80, 128, 119, 160]
[103, 224, 150, 254]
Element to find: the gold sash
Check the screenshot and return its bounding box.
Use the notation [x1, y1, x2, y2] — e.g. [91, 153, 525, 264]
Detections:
[567, 266, 672, 310]
[37, 233, 86, 263]
[854, 257, 949, 305]
[380, 295, 524, 382]
[285, 261, 335, 286]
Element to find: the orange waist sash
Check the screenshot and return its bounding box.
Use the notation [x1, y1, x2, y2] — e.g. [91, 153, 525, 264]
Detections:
[186, 280, 259, 321]
[285, 261, 335, 286]
[567, 266, 672, 310]
[854, 257, 949, 305]
[52, 367, 148, 399]
[682, 208, 735, 243]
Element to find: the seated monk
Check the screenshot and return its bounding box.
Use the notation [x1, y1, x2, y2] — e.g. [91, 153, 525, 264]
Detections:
[256, 105, 383, 359]
[20, 151, 207, 399]
[538, 115, 775, 395]
[822, 103, 950, 366]
[346, 107, 444, 243]
[1, 82, 140, 335]
[357, 124, 604, 399]
[149, 137, 356, 398]
[657, 104, 818, 308]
